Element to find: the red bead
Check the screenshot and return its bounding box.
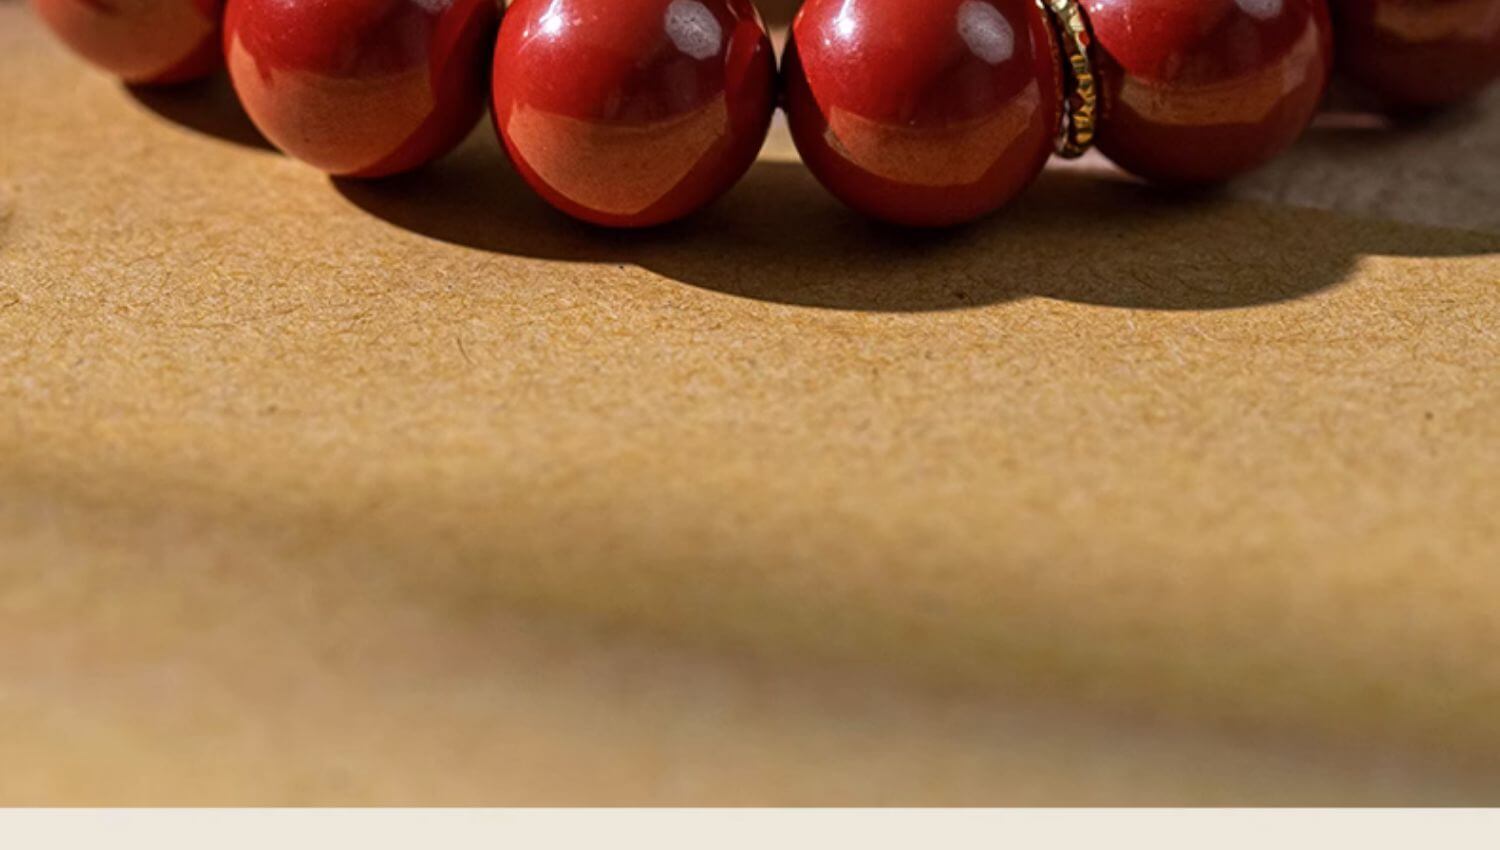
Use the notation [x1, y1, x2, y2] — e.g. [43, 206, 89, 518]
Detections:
[1083, 0, 1333, 183]
[31, 0, 223, 85]
[783, 0, 1063, 227]
[223, 0, 499, 178]
[1329, 0, 1500, 108]
[491, 0, 777, 228]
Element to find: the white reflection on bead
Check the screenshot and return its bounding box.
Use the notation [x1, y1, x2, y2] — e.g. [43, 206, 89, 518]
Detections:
[958, 1, 1015, 65]
[833, 0, 858, 40]
[1236, 0, 1284, 20]
[536, 0, 567, 37]
[665, 0, 724, 60]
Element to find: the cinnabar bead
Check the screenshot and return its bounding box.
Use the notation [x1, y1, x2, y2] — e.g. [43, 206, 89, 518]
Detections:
[31, 0, 223, 85]
[1329, 0, 1500, 109]
[223, 0, 500, 178]
[491, 0, 777, 228]
[1082, 0, 1333, 184]
[783, 0, 1063, 227]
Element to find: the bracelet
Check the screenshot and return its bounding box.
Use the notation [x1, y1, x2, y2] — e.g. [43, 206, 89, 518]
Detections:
[31, 0, 1500, 229]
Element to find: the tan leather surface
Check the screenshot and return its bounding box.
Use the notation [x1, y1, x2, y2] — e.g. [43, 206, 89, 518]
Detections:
[2, 1, 1498, 804]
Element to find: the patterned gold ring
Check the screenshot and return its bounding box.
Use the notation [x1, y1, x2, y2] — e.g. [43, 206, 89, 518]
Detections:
[1037, 0, 1097, 159]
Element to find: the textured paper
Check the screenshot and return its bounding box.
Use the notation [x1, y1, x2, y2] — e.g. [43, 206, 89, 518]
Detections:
[2, 1, 1499, 803]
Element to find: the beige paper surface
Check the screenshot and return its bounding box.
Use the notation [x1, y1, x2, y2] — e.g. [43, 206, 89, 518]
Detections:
[2, 1, 1498, 803]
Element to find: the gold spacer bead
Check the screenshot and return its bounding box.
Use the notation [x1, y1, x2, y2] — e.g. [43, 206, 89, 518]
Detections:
[1036, 0, 1098, 159]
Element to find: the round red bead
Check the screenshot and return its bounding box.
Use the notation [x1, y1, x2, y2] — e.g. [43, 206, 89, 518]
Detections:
[782, 0, 1063, 227]
[1083, 0, 1333, 183]
[223, 0, 499, 178]
[1329, 0, 1500, 109]
[491, 0, 778, 228]
[31, 0, 223, 85]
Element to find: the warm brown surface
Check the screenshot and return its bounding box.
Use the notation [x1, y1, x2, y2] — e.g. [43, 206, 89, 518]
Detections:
[2, 1, 1499, 804]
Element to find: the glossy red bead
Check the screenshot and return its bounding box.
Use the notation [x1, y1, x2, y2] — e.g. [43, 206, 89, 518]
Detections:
[1083, 0, 1333, 184]
[223, 0, 500, 178]
[1329, 0, 1500, 108]
[491, 0, 777, 228]
[31, 0, 223, 85]
[783, 0, 1063, 227]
